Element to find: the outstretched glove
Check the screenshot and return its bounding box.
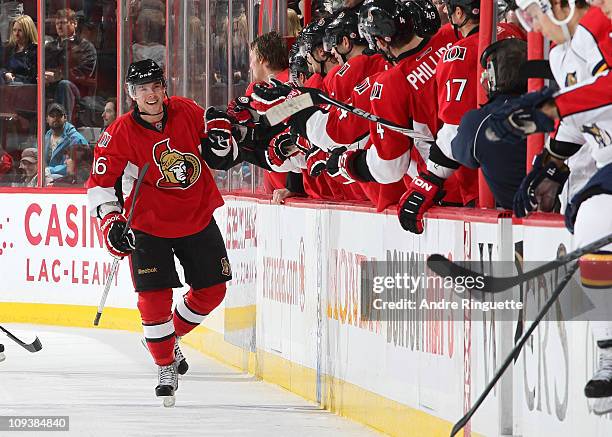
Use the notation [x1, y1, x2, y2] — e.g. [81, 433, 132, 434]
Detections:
[266, 131, 307, 167]
[227, 96, 256, 127]
[100, 213, 135, 259]
[487, 87, 557, 143]
[205, 106, 237, 160]
[325, 148, 362, 184]
[251, 78, 323, 121]
[513, 150, 570, 218]
[305, 147, 328, 177]
[398, 172, 445, 234]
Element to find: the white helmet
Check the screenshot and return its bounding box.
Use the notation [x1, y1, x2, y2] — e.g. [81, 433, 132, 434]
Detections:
[515, 0, 576, 40]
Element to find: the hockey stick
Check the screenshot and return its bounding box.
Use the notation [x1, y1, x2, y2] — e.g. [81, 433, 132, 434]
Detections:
[427, 231, 612, 294]
[449, 262, 579, 437]
[264, 91, 434, 141]
[0, 325, 42, 352]
[94, 163, 150, 326]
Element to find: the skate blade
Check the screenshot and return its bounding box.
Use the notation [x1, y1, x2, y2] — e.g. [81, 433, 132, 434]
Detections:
[161, 395, 175, 408]
[592, 397, 612, 415]
[0, 352, 5, 362]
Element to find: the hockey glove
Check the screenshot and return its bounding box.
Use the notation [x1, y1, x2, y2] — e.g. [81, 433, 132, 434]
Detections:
[100, 213, 135, 259]
[325, 148, 361, 184]
[398, 172, 445, 234]
[305, 147, 328, 177]
[487, 87, 557, 143]
[204, 106, 238, 161]
[227, 96, 256, 127]
[513, 150, 570, 218]
[266, 131, 304, 167]
[251, 78, 323, 120]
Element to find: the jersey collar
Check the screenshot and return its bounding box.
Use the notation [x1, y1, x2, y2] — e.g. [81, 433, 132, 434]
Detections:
[132, 104, 168, 133]
[395, 37, 431, 63]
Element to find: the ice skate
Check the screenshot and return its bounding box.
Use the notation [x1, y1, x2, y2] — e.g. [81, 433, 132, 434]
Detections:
[155, 363, 178, 407]
[142, 337, 188, 375]
[585, 347, 612, 400]
[0, 343, 5, 362]
[174, 340, 189, 375]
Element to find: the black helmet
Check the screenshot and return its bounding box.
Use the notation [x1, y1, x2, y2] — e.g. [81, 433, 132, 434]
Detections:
[126, 59, 166, 87]
[480, 38, 527, 97]
[301, 16, 335, 55]
[323, 9, 367, 53]
[444, 0, 480, 18]
[406, 0, 441, 38]
[290, 53, 313, 83]
[358, 0, 415, 49]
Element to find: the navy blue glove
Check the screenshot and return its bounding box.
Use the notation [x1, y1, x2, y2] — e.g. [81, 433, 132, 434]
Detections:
[513, 151, 570, 218]
[487, 88, 557, 143]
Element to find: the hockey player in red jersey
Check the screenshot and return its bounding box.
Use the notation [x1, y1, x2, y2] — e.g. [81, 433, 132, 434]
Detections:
[87, 60, 232, 407]
[397, 0, 525, 233]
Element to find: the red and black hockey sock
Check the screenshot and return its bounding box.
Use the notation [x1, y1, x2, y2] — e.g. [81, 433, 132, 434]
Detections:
[173, 283, 227, 337]
[137, 289, 176, 366]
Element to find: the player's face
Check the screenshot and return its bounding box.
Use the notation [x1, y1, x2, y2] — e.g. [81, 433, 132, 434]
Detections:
[522, 5, 566, 43]
[589, 0, 612, 19]
[249, 49, 266, 82]
[55, 18, 76, 38]
[132, 81, 165, 115]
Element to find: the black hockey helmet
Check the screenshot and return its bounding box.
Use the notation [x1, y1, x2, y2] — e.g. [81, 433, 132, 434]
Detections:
[406, 0, 441, 38]
[126, 59, 166, 98]
[323, 9, 367, 53]
[358, 0, 415, 50]
[480, 38, 527, 97]
[443, 0, 480, 18]
[289, 53, 314, 83]
[301, 16, 335, 55]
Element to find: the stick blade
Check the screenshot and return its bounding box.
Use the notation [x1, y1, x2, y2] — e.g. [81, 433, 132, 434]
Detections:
[264, 93, 314, 126]
[23, 337, 43, 353]
[450, 418, 468, 437]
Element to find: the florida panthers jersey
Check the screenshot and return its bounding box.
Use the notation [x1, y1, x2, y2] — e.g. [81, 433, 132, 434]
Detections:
[86, 96, 224, 238]
[549, 6, 612, 206]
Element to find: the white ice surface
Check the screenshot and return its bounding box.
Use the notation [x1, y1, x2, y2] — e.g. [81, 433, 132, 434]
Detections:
[0, 325, 379, 437]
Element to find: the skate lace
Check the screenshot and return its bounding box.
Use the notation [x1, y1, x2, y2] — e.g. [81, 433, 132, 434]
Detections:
[159, 364, 177, 385]
[593, 349, 612, 381]
[174, 342, 185, 362]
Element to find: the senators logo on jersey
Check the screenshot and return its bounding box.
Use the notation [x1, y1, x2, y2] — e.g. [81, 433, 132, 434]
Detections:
[153, 138, 202, 189]
[443, 46, 467, 63]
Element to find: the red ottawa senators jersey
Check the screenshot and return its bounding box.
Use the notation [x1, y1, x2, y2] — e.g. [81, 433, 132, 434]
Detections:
[325, 53, 390, 102]
[436, 23, 525, 125]
[363, 30, 457, 211]
[86, 96, 224, 239]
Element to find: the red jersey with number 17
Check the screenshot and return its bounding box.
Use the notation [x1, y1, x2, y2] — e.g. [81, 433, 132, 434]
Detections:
[86, 96, 224, 239]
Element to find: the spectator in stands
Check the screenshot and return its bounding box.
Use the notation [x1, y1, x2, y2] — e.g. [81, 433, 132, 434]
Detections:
[17, 148, 39, 187]
[132, 4, 166, 71]
[102, 98, 116, 130]
[45, 8, 97, 123]
[288, 9, 303, 36]
[44, 103, 88, 178]
[0, 15, 37, 85]
[53, 144, 93, 186]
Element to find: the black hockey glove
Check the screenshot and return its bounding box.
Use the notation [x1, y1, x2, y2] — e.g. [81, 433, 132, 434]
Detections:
[487, 87, 557, 143]
[513, 150, 569, 218]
